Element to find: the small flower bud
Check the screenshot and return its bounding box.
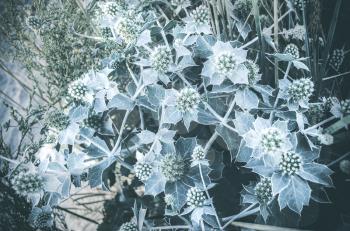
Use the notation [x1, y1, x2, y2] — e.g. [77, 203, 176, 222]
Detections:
[339, 160, 350, 175]
[192, 145, 205, 160]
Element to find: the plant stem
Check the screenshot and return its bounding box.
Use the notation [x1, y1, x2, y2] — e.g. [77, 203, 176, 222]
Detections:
[230, 221, 311, 231]
[0, 154, 18, 165]
[303, 115, 336, 132]
[328, 152, 350, 167]
[199, 163, 222, 229]
[273, 0, 279, 87]
[149, 225, 191, 230]
[222, 203, 259, 229]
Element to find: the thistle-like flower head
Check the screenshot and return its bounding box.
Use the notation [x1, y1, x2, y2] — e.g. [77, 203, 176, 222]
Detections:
[293, 0, 308, 11]
[11, 172, 44, 196]
[176, 88, 201, 113]
[186, 187, 206, 207]
[260, 127, 284, 153]
[150, 46, 172, 73]
[67, 80, 89, 102]
[29, 206, 54, 229]
[106, 2, 124, 16]
[192, 145, 205, 160]
[233, 0, 253, 19]
[119, 221, 138, 231]
[340, 99, 350, 115]
[215, 52, 237, 75]
[244, 60, 260, 84]
[160, 154, 187, 182]
[101, 27, 113, 39]
[134, 162, 153, 181]
[329, 49, 344, 71]
[255, 178, 273, 204]
[284, 43, 300, 59]
[288, 78, 314, 101]
[45, 110, 70, 130]
[83, 115, 102, 130]
[115, 17, 140, 44]
[279, 152, 302, 175]
[191, 5, 209, 25]
[26, 16, 42, 30]
[317, 133, 334, 145]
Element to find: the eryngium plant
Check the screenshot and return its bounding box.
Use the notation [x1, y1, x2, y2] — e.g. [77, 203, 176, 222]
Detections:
[2, 0, 350, 230]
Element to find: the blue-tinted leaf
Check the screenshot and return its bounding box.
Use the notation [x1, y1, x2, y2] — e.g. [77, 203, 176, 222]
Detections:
[216, 125, 240, 159]
[108, 93, 134, 110]
[235, 140, 253, 162]
[85, 136, 111, 157]
[58, 123, 79, 145]
[271, 172, 290, 196]
[88, 159, 110, 188]
[175, 137, 197, 157]
[234, 111, 254, 135]
[144, 172, 166, 196]
[278, 176, 311, 214]
[163, 106, 182, 124]
[69, 106, 89, 123]
[235, 88, 259, 110]
[137, 130, 156, 144]
[165, 181, 188, 211]
[298, 163, 333, 186]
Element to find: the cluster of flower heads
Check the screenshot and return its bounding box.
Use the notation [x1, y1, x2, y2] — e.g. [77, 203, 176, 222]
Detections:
[12, 0, 347, 230]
